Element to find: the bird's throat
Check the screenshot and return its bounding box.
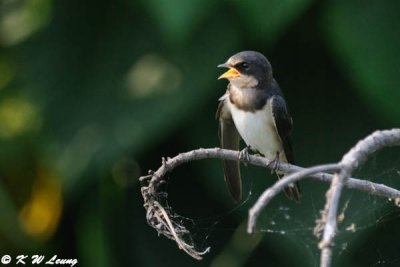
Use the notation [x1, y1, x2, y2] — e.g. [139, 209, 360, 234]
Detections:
[229, 85, 268, 112]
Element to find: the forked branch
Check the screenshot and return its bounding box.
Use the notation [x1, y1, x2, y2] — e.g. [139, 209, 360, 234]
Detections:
[318, 129, 400, 267]
[139, 129, 400, 265]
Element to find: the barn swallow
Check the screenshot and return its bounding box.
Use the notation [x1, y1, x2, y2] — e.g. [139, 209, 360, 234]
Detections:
[216, 51, 300, 203]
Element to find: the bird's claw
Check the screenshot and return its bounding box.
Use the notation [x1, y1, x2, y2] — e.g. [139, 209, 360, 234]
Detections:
[239, 146, 251, 166]
[268, 152, 280, 174]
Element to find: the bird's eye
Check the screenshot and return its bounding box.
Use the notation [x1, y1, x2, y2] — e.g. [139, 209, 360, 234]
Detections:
[240, 62, 249, 69]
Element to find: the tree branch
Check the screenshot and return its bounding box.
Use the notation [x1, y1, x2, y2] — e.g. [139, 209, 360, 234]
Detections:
[319, 129, 400, 267]
[140, 147, 400, 200]
[140, 129, 400, 262]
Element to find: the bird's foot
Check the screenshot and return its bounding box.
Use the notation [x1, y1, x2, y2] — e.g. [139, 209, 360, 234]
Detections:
[268, 152, 280, 174]
[239, 146, 251, 166]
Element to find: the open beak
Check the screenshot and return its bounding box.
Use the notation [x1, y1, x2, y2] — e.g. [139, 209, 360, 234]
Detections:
[217, 63, 240, 80]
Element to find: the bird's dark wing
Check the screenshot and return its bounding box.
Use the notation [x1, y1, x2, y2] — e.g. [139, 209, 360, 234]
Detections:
[216, 96, 242, 202]
[271, 95, 294, 163]
[271, 95, 301, 202]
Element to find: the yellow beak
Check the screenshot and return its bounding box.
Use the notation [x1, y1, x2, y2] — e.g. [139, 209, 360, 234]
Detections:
[218, 68, 240, 80]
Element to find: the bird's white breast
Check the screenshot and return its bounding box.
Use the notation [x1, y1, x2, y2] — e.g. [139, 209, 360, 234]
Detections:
[227, 98, 283, 160]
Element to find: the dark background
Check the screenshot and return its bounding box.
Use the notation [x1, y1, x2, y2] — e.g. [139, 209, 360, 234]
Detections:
[1, 0, 400, 266]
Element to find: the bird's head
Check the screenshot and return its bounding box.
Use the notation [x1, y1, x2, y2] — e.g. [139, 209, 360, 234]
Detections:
[218, 51, 272, 88]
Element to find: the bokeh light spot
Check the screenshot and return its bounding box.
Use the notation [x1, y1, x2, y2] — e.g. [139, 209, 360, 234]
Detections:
[0, 97, 41, 138]
[126, 53, 182, 98]
[0, 0, 52, 46]
[19, 168, 62, 240]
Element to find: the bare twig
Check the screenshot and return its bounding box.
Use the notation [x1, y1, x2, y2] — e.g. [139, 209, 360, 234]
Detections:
[140, 129, 400, 262]
[319, 129, 400, 267]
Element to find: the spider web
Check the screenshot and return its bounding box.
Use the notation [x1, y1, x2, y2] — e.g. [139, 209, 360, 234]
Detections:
[162, 147, 400, 266]
[253, 147, 400, 266]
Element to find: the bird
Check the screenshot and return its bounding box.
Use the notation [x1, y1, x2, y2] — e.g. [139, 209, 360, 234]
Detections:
[216, 50, 300, 203]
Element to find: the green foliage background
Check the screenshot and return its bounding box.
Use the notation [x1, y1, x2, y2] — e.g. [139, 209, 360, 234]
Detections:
[0, 0, 400, 266]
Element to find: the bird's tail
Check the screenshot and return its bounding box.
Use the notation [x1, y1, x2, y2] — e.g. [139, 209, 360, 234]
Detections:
[276, 172, 301, 203]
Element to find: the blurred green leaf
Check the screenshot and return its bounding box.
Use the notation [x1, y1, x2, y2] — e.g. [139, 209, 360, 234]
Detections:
[232, 0, 313, 43]
[325, 0, 400, 123]
[139, 0, 217, 42]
